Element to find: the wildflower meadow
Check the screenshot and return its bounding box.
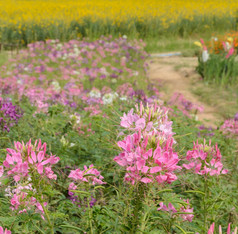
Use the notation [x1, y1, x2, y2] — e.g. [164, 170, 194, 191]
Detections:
[0, 1, 238, 234]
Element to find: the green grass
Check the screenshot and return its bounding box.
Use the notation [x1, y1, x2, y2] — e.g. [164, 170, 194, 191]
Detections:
[144, 29, 237, 54]
[0, 51, 8, 66]
[144, 36, 197, 54]
[192, 81, 238, 120]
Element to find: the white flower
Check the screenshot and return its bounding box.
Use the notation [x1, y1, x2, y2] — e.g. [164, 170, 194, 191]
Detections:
[17, 79, 23, 85]
[73, 70, 80, 75]
[133, 71, 139, 76]
[190, 114, 198, 121]
[73, 47, 80, 56]
[225, 42, 232, 51]
[100, 67, 109, 76]
[122, 35, 127, 39]
[202, 50, 209, 62]
[102, 92, 118, 105]
[5, 186, 12, 197]
[62, 53, 68, 60]
[70, 114, 81, 124]
[102, 94, 114, 105]
[60, 136, 69, 147]
[89, 89, 101, 98]
[56, 43, 63, 50]
[119, 96, 127, 101]
[51, 81, 61, 92]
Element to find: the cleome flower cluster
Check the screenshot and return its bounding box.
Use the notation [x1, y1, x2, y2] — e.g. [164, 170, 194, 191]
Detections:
[68, 164, 106, 208]
[2, 139, 59, 182]
[0, 139, 59, 217]
[114, 102, 181, 185]
[220, 113, 238, 139]
[183, 140, 228, 176]
[0, 139, 106, 218]
[158, 199, 194, 222]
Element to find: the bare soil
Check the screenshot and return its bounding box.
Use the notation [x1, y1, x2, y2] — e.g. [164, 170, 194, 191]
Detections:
[147, 56, 221, 127]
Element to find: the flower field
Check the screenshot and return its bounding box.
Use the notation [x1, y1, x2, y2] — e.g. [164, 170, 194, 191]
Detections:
[0, 35, 237, 233]
[0, 0, 238, 45]
[0, 0, 238, 233]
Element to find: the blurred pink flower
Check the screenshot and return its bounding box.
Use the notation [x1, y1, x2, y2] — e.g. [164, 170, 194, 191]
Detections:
[157, 199, 194, 222]
[226, 47, 235, 59]
[68, 164, 106, 185]
[208, 222, 237, 234]
[183, 139, 228, 176]
[0, 226, 11, 234]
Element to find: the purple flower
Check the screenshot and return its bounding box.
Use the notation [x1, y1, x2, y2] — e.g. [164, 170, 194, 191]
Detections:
[234, 112, 238, 121]
[198, 125, 214, 137]
[110, 73, 118, 78]
[0, 99, 23, 132]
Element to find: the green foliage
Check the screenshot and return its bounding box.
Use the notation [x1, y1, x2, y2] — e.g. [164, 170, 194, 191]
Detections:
[0, 14, 237, 46]
[196, 53, 238, 86]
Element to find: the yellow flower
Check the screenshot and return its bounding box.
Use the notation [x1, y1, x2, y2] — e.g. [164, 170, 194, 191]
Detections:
[227, 37, 233, 43]
[194, 41, 202, 48]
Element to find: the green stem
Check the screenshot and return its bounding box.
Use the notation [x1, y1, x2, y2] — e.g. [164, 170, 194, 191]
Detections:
[40, 202, 54, 234]
[87, 199, 94, 234]
[140, 208, 150, 232]
[130, 183, 144, 234]
[203, 178, 208, 233]
[31, 221, 45, 234]
[175, 224, 187, 234]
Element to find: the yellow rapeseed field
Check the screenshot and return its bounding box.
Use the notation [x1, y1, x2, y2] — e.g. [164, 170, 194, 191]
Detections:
[0, 0, 237, 43]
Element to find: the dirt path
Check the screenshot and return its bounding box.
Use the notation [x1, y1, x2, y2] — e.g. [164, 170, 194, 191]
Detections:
[147, 56, 221, 127]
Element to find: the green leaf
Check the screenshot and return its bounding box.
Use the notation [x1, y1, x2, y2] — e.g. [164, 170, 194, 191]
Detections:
[174, 224, 187, 234]
[60, 224, 86, 233]
[184, 190, 205, 196]
[94, 185, 105, 190]
[70, 190, 91, 196]
[83, 173, 96, 177]
[157, 189, 173, 194]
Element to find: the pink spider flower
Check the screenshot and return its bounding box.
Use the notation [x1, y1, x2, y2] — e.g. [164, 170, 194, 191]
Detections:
[68, 165, 106, 208]
[208, 222, 237, 234]
[169, 93, 204, 118]
[9, 184, 47, 219]
[0, 226, 11, 234]
[120, 102, 174, 138]
[157, 199, 194, 222]
[183, 139, 228, 176]
[157, 202, 177, 213]
[180, 199, 194, 222]
[114, 131, 181, 185]
[220, 119, 238, 139]
[68, 164, 106, 186]
[2, 139, 59, 182]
